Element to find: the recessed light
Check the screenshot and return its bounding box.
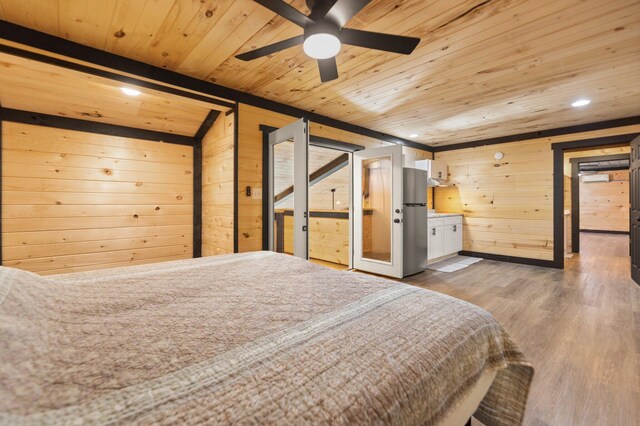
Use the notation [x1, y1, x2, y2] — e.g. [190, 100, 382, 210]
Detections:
[571, 99, 591, 107]
[409, 133, 419, 138]
[121, 87, 141, 97]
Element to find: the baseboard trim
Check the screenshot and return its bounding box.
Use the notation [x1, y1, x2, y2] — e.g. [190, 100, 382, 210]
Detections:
[459, 251, 558, 269]
[579, 229, 629, 235]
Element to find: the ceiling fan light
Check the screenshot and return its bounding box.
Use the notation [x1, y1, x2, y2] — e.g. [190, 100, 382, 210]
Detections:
[303, 33, 341, 59]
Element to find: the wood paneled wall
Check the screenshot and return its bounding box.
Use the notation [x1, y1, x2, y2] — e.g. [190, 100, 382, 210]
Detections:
[202, 111, 235, 256]
[434, 124, 640, 262]
[435, 139, 555, 260]
[1, 122, 193, 274]
[282, 213, 354, 266]
[580, 170, 629, 232]
[563, 144, 631, 204]
[237, 103, 432, 252]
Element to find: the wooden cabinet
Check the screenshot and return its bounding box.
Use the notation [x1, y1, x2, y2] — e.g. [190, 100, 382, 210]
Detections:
[428, 215, 463, 261]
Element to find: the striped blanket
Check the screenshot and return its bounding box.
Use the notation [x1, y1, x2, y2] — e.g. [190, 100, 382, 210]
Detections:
[0, 251, 533, 425]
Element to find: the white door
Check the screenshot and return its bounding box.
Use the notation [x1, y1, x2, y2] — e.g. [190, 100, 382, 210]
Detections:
[353, 145, 403, 277]
[268, 119, 309, 259]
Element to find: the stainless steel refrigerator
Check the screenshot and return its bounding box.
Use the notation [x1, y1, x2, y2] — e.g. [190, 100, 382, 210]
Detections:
[402, 167, 428, 276]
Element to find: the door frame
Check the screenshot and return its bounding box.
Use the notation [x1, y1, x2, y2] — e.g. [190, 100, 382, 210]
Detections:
[266, 118, 309, 258]
[631, 135, 640, 285]
[569, 153, 630, 253]
[551, 134, 639, 268]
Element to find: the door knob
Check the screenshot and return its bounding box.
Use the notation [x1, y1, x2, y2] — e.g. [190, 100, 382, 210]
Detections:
[394, 218, 400, 223]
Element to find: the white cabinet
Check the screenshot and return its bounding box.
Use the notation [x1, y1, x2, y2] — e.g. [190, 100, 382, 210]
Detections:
[415, 159, 448, 181]
[443, 224, 463, 254]
[430, 160, 448, 181]
[428, 225, 444, 259]
[428, 215, 463, 261]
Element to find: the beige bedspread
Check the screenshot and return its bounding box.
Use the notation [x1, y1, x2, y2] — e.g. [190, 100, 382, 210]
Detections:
[0, 251, 533, 425]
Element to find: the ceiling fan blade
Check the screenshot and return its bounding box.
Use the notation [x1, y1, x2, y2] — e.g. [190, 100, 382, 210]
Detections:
[340, 28, 420, 54]
[318, 57, 339, 82]
[253, 0, 312, 27]
[235, 35, 304, 61]
[324, 0, 371, 27]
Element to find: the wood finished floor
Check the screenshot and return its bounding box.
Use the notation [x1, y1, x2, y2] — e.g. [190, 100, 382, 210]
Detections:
[403, 233, 639, 426]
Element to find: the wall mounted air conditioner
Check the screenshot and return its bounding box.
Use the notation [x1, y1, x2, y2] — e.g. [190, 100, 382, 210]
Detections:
[582, 174, 610, 183]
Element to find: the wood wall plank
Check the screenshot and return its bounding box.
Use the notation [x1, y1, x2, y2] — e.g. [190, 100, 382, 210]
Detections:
[1, 122, 194, 274]
[201, 111, 235, 256]
[580, 171, 629, 232]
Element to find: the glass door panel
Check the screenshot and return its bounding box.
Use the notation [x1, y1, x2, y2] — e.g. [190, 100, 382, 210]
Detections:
[353, 145, 403, 278]
[361, 156, 392, 263]
[272, 140, 295, 254]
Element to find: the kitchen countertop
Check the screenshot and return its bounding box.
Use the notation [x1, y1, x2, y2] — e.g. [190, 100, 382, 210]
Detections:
[427, 212, 463, 218]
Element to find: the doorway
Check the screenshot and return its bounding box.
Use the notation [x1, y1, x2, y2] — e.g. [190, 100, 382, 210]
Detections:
[274, 144, 353, 269]
[553, 136, 637, 284]
[262, 126, 413, 279]
[262, 122, 363, 269]
[568, 152, 631, 254]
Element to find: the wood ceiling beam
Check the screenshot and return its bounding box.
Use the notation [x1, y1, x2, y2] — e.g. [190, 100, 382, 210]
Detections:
[194, 110, 222, 140]
[434, 116, 640, 152]
[2, 108, 194, 146]
[0, 20, 431, 153]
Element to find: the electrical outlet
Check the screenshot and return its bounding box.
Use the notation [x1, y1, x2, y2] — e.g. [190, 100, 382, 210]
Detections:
[252, 187, 262, 199]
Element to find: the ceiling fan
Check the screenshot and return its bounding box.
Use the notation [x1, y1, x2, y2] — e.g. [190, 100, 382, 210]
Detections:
[235, 0, 421, 82]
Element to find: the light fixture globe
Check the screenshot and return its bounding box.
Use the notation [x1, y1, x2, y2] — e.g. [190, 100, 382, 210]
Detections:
[303, 33, 341, 59]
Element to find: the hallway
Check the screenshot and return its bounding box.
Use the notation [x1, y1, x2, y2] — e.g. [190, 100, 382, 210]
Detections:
[404, 232, 639, 425]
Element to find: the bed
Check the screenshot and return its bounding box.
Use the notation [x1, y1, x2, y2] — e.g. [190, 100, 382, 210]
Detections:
[0, 251, 533, 425]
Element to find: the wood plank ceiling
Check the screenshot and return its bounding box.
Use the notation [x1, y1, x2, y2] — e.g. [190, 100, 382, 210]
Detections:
[0, 52, 226, 136]
[0, 0, 638, 146]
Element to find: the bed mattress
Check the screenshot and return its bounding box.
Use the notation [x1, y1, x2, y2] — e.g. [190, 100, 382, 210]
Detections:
[0, 251, 533, 425]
